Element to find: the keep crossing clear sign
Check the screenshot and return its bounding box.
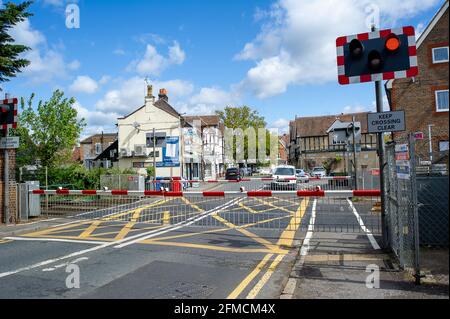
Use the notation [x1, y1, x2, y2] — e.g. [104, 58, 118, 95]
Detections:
[367, 111, 406, 133]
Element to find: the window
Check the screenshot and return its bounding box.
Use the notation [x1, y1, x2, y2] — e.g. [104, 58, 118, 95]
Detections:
[432, 47, 449, 63]
[439, 141, 449, 152]
[435, 90, 449, 112]
[95, 143, 102, 155]
[148, 151, 160, 158]
[146, 132, 166, 147]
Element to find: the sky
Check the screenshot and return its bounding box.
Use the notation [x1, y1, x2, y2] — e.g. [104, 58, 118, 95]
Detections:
[1, 0, 446, 138]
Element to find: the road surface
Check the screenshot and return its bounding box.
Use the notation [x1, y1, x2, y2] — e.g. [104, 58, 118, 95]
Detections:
[0, 181, 380, 299]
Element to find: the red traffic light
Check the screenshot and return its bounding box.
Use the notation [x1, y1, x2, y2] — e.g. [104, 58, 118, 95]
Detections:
[368, 50, 383, 71]
[385, 33, 401, 52]
[349, 39, 364, 59]
[0, 104, 11, 113]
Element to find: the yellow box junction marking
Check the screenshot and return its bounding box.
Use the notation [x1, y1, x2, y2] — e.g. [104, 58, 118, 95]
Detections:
[113, 199, 170, 240]
[277, 198, 309, 248]
[211, 214, 286, 254]
[24, 198, 171, 240]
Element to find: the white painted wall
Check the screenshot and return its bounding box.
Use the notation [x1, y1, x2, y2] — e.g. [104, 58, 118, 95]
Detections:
[117, 97, 182, 177]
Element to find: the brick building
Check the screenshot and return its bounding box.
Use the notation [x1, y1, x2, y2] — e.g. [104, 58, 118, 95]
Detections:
[386, 1, 449, 165]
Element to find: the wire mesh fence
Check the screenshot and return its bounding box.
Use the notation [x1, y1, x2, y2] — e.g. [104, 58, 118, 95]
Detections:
[384, 134, 449, 286]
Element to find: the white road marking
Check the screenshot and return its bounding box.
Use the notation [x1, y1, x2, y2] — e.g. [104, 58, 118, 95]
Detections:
[347, 199, 380, 250]
[42, 257, 89, 272]
[298, 199, 317, 265]
[4, 237, 107, 245]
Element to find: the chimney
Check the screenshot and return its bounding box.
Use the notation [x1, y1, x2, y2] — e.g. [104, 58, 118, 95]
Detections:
[145, 84, 155, 111]
[158, 88, 168, 102]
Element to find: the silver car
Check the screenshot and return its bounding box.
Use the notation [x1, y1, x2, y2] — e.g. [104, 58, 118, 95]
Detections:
[311, 167, 327, 178]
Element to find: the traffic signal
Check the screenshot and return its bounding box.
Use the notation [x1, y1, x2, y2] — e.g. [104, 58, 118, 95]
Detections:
[336, 26, 418, 85]
[0, 98, 18, 130]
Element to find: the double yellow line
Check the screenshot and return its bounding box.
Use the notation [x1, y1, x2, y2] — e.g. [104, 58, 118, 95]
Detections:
[227, 198, 309, 299]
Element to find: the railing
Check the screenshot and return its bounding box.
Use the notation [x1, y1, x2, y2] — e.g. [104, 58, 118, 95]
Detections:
[28, 189, 381, 234]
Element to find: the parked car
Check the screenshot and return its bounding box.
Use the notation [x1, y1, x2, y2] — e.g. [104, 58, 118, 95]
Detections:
[225, 168, 241, 181]
[311, 167, 327, 178]
[296, 169, 310, 183]
[270, 165, 297, 190]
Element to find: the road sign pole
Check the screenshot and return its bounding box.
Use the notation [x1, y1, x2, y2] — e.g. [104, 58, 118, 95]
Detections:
[3, 128, 9, 225]
[375, 79, 387, 249]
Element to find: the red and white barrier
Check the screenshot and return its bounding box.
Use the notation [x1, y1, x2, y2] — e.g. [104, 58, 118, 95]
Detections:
[32, 189, 380, 198]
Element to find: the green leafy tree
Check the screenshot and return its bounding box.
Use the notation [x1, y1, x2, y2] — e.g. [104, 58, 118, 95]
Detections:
[216, 106, 272, 164]
[16, 90, 86, 168]
[0, 1, 33, 84]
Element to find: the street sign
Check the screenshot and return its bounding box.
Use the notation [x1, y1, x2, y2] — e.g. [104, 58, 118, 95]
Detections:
[367, 111, 406, 133]
[336, 26, 418, 85]
[413, 131, 424, 140]
[0, 137, 20, 149]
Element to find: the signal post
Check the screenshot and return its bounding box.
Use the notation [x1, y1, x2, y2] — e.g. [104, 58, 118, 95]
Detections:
[336, 26, 419, 248]
[0, 97, 18, 224]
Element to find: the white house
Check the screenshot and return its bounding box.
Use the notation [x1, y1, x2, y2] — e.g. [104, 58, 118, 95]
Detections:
[117, 87, 183, 177]
[184, 115, 224, 180]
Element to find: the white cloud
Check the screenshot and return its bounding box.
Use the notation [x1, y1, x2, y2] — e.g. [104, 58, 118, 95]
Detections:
[70, 76, 99, 94]
[8, 18, 79, 84]
[8, 19, 45, 48]
[343, 105, 370, 114]
[43, 0, 65, 6]
[237, 0, 441, 99]
[99, 75, 111, 85]
[21, 49, 68, 83]
[95, 77, 194, 115]
[130, 41, 186, 76]
[67, 60, 81, 71]
[178, 87, 240, 115]
[74, 101, 119, 138]
[270, 118, 290, 133]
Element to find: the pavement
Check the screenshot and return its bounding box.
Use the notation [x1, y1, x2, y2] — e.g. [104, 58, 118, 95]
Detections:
[1, 180, 445, 299]
[283, 229, 449, 299]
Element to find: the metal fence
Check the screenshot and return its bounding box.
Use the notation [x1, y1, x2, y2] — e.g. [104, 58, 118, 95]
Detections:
[100, 175, 145, 191]
[27, 190, 381, 234]
[384, 134, 449, 285]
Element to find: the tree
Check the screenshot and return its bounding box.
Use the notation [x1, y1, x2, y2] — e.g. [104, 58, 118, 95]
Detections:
[216, 106, 273, 164]
[0, 1, 33, 84]
[16, 90, 86, 168]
